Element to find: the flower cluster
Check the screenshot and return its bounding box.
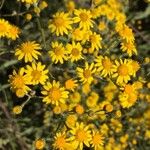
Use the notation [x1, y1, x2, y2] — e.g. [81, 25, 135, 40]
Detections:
[4, 0, 150, 149]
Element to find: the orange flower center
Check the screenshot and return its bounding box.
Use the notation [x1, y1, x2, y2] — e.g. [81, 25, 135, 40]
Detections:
[49, 87, 61, 101]
[102, 59, 112, 70]
[92, 134, 103, 145]
[124, 84, 133, 94]
[12, 75, 25, 88]
[54, 47, 63, 56]
[22, 43, 34, 53]
[90, 35, 96, 43]
[80, 13, 88, 22]
[71, 48, 80, 56]
[54, 17, 64, 27]
[65, 79, 75, 90]
[31, 70, 41, 81]
[55, 136, 66, 148]
[76, 130, 86, 142]
[83, 69, 91, 78]
[118, 64, 128, 76]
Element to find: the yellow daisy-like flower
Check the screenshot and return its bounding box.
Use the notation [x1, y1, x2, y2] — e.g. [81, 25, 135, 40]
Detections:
[71, 28, 84, 41]
[65, 79, 78, 91]
[95, 56, 115, 77]
[42, 80, 69, 106]
[0, 18, 10, 38]
[119, 25, 135, 42]
[112, 59, 132, 85]
[9, 68, 31, 97]
[98, 21, 106, 31]
[119, 92, 137, 108]
[25, 62, 48, 85]
[49, 12, 73, 36]
[76, 62, 96, 84]
[121, 41, 137, 57]
[53, 132, 70, 150]
[35, 139, 45, 150]
[91, 131, 104, 150]
[69, 122, 92, 150]
[129, 60, 140, 77]
[74, 9, 94, 30]
[66, 41, 83, 62]
[7, 25, 20, 40]
[15, 41, 41, 63]
[49, 41, 68, 64]
[121, 83, 137, 95]
[89, 32, 102, 51]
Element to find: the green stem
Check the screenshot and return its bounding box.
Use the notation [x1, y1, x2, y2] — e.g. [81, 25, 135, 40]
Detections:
[36, 17, 46, 49]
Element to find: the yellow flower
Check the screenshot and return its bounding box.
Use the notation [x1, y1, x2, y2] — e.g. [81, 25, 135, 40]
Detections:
[121, 41, 137, 57]
[9, 68, 31, 97]
[65, 79, 78, 91]
[15, 41, 41, 63]
[13, 105, 22, 115]
[69, 122, 92, 150]
[130, 60, 140, 77]
[35, 139, 45, 150]
[25, 62, 48, 85]
[7, 25, 20, 40]
[53, 132, 70, 150]
[70, 92, 81, 104]
[74, 9, 93, 30]
[66, 1, 75, 13]
[95, 56, 115, 77]
[121, 83, 137, 95]
[119, 25, 135, 42]
[119, 92, 137, 108]
[71, 28, 84, 41]
[77, 62, 96, 84]
[49, 12, 72, 36]
[0, 18, 10, 38]
[42, 80, 69, 106]
[91, 131, 104, 150]
[66, 41, 83, 62]
[86, 92, 99, 108]
[89, 32, 102, 51]
[98, 21, 106, 31]
[75, 104, 84, 115]
[112, 59, 132, 85]
[66, 114, 78, 128]
[49, 41, 68, 64]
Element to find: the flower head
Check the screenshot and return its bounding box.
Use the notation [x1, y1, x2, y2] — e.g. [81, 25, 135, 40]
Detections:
[49, 41, 68, 64]
[42, 80, 69, 106]
[9, 68, 31, 97]
[112, 59, 132, 85]
[15, 41, 41, 63]
[74, 9, 94, 30]
[95, 56, 115, 77]
[66, 41, 83, 62]
[77, 62, 96, 84]
[69, 122, 92, 150]
[49, 12, 73, 36]
[0, 18, 10, 38]
[25, 62, 48, 85]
